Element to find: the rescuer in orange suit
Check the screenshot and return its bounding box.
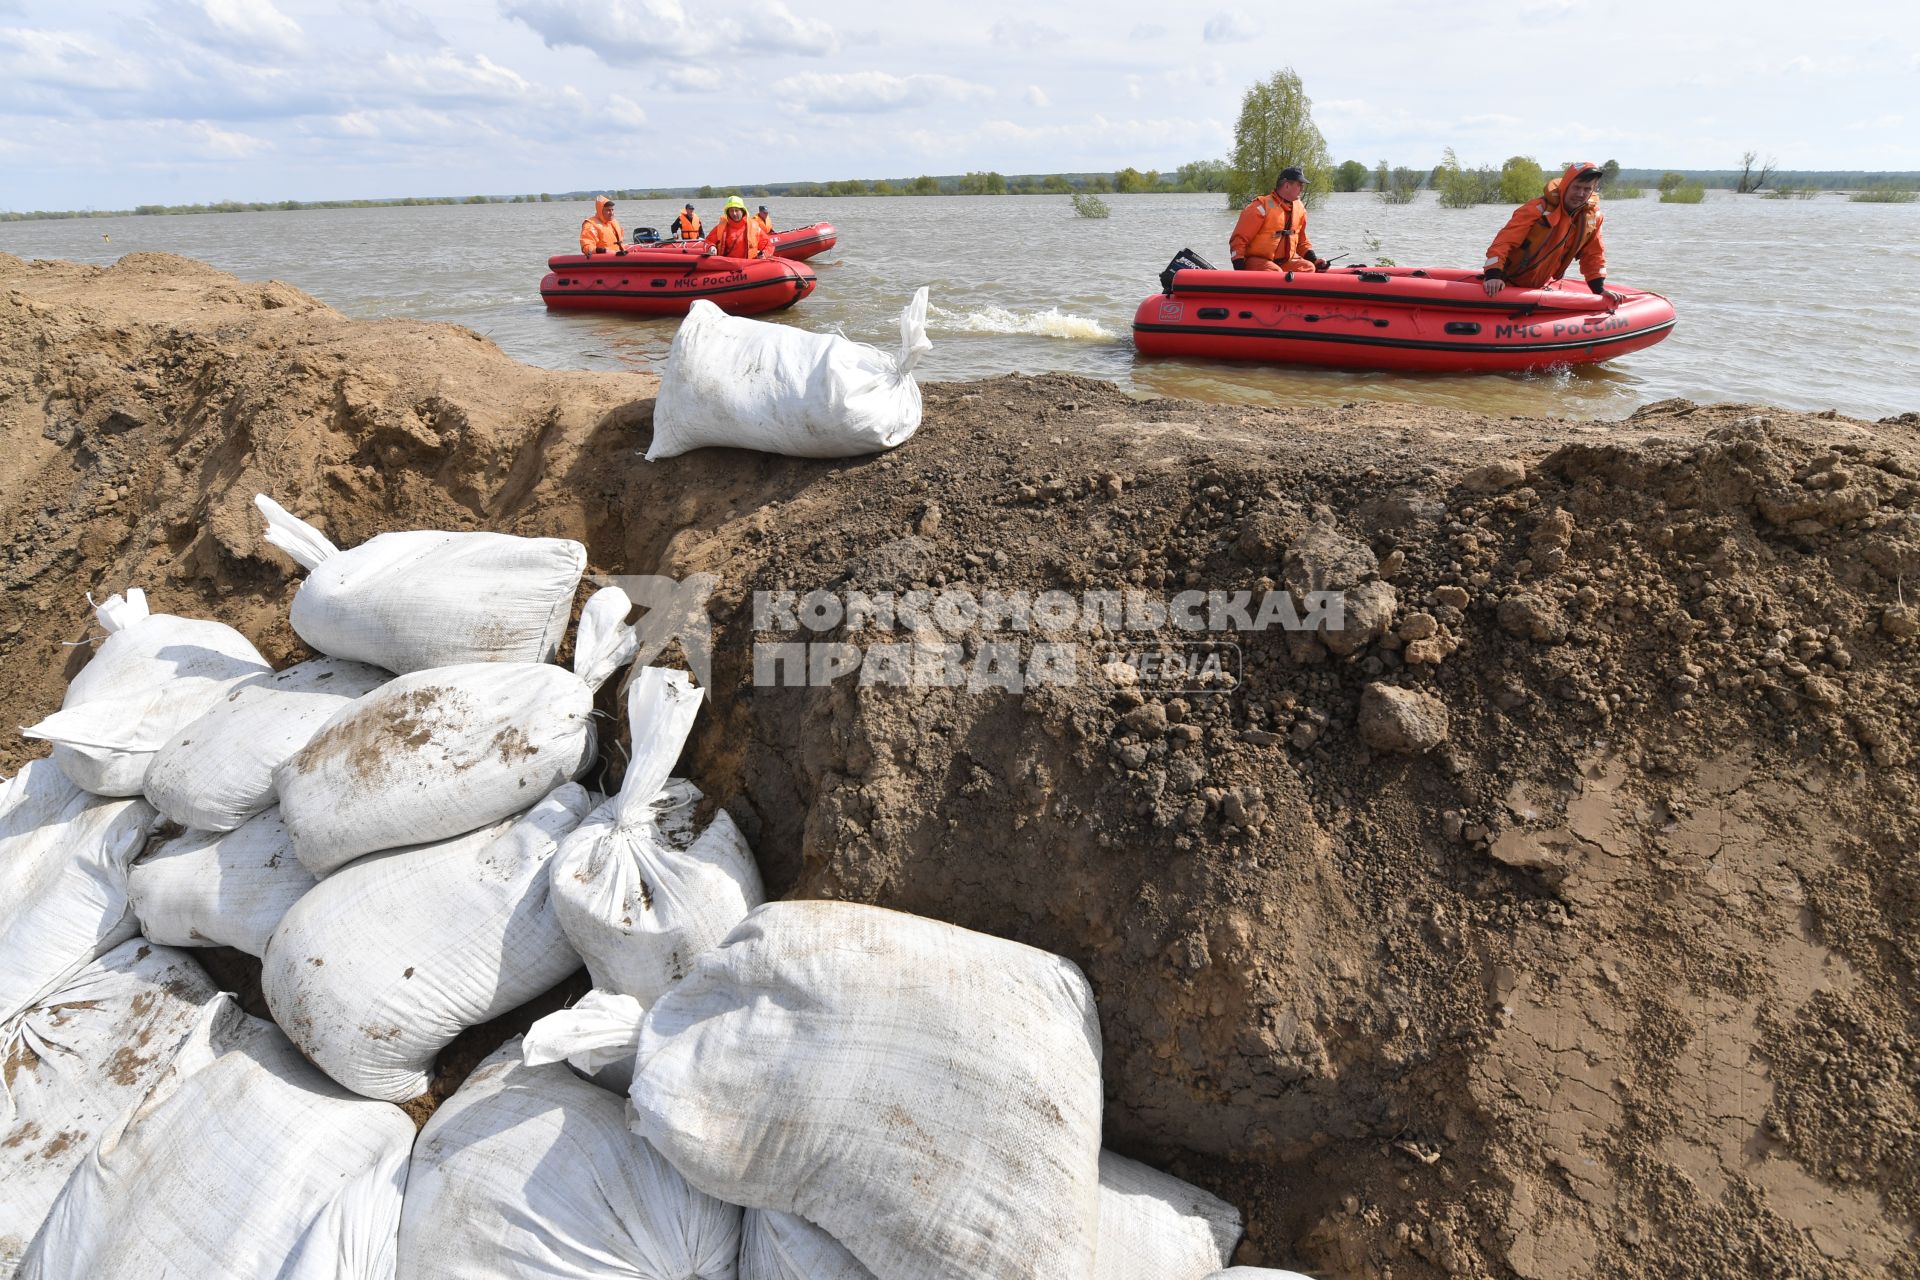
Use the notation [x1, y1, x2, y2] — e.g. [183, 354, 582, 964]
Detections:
[578, 195, 627, 255]
[673, 202, 703, 240]
[704, 195, 775, 259]
[1482, 161, 1614, 301]
[1230, 166, 1327, 273]
[754, 205, 774, 235]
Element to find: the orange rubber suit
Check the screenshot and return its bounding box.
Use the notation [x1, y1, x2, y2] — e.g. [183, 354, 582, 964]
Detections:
[1230, 193, 1315, 271]
[578, 196, 625, 254]
[704, 215, 774, 260]
[1483, 162, 1607, 290]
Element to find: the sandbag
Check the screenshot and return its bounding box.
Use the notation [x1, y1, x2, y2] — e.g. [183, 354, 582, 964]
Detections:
[21, 590, 270, 796]
[627, 900, 1105, 1280]
[738, 1211, 873, 1280]
[275, 586, 636, 875]
[522, 988, 646, 1093]
[20, 996, 413, 1280]
[1094, 1151, 1242, 1280]
[0, 941, 218, 1278]
[143, 657, 390, 832]
[128, 806, 316, 957]
[0, 760, 161, 1025]
[648, 289, 930, 460]
[551, 667, 763, 1004]
[263, 785, 595, 1102]
[255, 494, 587, 674]
[396, 1039, 741, 1279]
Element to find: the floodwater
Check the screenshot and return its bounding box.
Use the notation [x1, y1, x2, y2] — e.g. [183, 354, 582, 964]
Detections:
[4, 190, 1917, 420]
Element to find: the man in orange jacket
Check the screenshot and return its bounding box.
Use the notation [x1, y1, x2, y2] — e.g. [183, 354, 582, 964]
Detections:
[754, 205, 774, 236]
[1482, 162, 1610, 298]
[1230, 166, 1327, 273]
[673, 203, 703, 240]
[578, 195, 626, 255]
[704, 195, 774, 259]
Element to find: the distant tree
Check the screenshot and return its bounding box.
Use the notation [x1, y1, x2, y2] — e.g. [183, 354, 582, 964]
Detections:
[1083, 175, 1114, 193]
[1435, 148, 1500, 208]
[1043, 173, 1073, 193]
[1114, 167, 1160, 193]
[1173, 159, 1232, 192]
[1658, 171, 1687, 195]
[1375, 161, 1421, 204]
[909, 174, 941, 195]
[958, 170, 1007, 195]
[1599, 159, 1620, 189]
[1226, 67, 1332, 208]
[871, 179, 896, 195]
[697, 184, 715, 199]
[1498, 155, 1545, 203]
[1734, 150, 1777, 193]
[1333, 159, 1369, 192]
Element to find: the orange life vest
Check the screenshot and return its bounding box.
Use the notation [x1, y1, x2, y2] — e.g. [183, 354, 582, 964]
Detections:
[579, 196, 625, 254]
[674, 211, 702, 240]
[753, 212, 773, 235]
[1230, 195, 1313, 267]
[705, 215, 771, 260]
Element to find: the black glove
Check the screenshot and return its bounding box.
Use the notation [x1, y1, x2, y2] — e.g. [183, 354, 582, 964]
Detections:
[616, 248, 627, 256]
[1313, 258, 1329, 271]
[1483, 268, 1506, 284]
[1231, 258, 1246, 271]
[1587, 277, 1606, 294]
[594, 247, 607, 254]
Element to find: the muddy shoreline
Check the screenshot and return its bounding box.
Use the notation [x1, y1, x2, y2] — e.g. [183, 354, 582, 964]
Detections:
[5, 251, 1918, 1277]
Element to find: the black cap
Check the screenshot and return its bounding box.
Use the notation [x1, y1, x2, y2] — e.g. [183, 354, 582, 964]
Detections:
[1276, 165, 1307, 186]
[1572, 163, 1602, 180]
[758, 205, 768, 212]
[684, 202, 695, 209]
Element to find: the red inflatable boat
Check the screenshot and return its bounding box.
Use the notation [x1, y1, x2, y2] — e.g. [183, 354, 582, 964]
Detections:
[770, 222, 837, 261]
[1133, 263, 1675, 373]
[540, 248, 815, 317]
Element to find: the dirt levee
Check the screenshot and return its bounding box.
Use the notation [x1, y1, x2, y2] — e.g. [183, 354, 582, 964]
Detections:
[5, 251, 1918, 1278]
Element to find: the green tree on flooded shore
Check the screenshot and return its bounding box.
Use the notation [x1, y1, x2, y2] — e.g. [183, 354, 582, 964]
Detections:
[1225, 67, 1332, 208]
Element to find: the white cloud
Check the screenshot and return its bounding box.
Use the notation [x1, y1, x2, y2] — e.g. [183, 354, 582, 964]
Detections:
[0, 27, 152, 89]
[345, 0, 442, 46]
[189, 121, 270, 156]
[375, 51, 537, 103]
[603, 93, 647, 127]
[1202, 10, 1255, 43]
[661, 64, 723, 91]
[503, 0, 832, 64]
[1026, 84, 1049, 108]
[991, 18, 1063, 47]
[173, 0, 306, 57]
[1128, 22, 1168, 40]
[771, 70, 991, 114]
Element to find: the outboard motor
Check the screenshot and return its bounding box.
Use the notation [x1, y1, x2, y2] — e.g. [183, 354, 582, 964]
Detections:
[1159, 247, 1215, 293]
[631, 227, 661, 244]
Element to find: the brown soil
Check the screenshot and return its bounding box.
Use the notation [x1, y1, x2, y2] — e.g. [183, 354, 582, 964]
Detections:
[5, 251, 1919, 1278]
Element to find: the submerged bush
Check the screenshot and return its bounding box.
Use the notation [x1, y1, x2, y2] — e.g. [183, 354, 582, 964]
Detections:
[1851, 184, 1918, 203]
[1070, 191, 1111, 219]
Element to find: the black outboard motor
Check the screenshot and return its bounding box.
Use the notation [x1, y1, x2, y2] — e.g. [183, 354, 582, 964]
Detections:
[1159, 247, 1215, 293]
[631, 227, 661, 244]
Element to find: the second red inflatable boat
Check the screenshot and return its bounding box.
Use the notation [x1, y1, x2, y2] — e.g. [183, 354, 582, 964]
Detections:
[540, 248, 816, 317]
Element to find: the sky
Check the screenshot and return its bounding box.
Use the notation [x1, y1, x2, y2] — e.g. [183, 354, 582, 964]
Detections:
[1, 0, 1916, 209]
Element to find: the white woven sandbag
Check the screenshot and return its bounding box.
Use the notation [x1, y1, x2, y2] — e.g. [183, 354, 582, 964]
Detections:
[263, 785, 595, 1102]
[0, 760, 161, 1026]
[21, 590, 270, 797]
[19, 996, 413, 1280]
[143, 657, 390, 832]
[0, 940, 217, 1278]
[396, 1039, 741, 1280]
[275, 586, 636, 875]
[128, 807, 316, 957]
[255, 494, 587, 675]
[1094, 1151, 1242, 1280]
[648, 289, 930, 460]
[522, 989, 646, 1093]
[551, 667, 764, 1004]
[738, 1211, 873, 1280]
[627, 900, 1105, 1280]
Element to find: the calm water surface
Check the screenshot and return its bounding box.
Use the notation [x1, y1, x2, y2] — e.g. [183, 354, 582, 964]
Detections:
[5, 191, 1917, 420]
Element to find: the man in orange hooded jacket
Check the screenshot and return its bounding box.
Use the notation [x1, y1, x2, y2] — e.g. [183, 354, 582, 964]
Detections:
[704, 195, 774, 259]
[578, 195, 626, 255]
[1482, 162, 1609, 298]
[1230, 166, 1328, 273]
